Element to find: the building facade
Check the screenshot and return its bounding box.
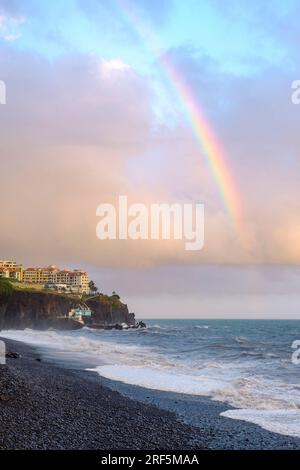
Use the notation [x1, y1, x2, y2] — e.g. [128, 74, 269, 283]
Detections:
[0, 260, 89, 293]
[0, 260, 23, 281]
[22, 265, 89, 293]
[0, 260, 18, 268]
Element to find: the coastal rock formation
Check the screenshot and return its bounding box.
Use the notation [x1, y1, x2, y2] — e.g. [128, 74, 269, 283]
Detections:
[0, 288, 135, 330]
[87, 295, 134, 327]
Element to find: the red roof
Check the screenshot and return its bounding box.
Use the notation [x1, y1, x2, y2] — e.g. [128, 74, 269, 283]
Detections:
[0, 267, 20, 272]
[23, 267, 87, 275]
[68, 272, 86, 276]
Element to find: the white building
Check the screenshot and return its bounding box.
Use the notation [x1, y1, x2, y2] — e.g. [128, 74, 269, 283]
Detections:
[0, 260, 23, 281]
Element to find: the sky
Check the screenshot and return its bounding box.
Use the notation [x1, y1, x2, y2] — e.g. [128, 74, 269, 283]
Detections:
[1, 0, 300, 318]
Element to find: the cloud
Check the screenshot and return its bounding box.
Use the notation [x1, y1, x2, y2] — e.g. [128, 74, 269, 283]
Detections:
[77, 0, 174, 26]
[1, 40, 300, 269]
[99, 58, 130, 78]
[0, 11, 25, 42]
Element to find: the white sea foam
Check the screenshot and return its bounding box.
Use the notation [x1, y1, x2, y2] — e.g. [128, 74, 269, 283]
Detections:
[0, 328, 148, 362]
[89, 364, 229, 396]
[221, 409, 300, 438]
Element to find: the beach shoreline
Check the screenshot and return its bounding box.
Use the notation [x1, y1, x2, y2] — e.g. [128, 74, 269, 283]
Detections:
[0, 337, 300, 450]
[0, 337, 204, 450]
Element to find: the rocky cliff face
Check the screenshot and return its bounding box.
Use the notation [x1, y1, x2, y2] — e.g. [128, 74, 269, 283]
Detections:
[86, 297, 135, 326]
[0, 289, 135, 330]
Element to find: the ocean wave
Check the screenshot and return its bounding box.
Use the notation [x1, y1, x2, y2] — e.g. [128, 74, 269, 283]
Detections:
[240, 351, 265, 358]
[235, 336, 250, 344]
[89, 364, 229, 397]
[2, 321, 300, 438]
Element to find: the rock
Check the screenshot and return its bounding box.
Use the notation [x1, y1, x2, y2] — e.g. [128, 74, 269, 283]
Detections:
[0, 394, 10, 401]
[5, 351, 20, 359]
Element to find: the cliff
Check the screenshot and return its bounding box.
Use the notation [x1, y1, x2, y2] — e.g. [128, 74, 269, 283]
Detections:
[0, 280, 135, 330]
[87, 294, 135, 326]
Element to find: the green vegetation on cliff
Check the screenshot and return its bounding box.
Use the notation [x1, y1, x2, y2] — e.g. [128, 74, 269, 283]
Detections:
[0, 278, 14, 298]
[93, 293, 123, 309]
[0, 279, 124, 308]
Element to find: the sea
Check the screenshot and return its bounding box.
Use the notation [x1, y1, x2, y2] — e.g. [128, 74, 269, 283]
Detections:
[2, 319, 300, 438]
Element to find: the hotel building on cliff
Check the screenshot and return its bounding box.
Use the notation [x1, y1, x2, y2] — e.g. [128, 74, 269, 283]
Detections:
[0, 261, 89, 293]
[0, 260, 23, 281]
[23, 266, 89, 293]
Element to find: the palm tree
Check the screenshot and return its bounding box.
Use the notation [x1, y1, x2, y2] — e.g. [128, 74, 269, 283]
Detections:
[89, 280, 98, 295]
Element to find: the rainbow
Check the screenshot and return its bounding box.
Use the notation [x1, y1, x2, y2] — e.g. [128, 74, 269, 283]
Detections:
[115, 0, 243, 230]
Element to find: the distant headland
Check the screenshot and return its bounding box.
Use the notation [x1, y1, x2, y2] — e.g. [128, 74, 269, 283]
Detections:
[0, 259, 145, 330]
